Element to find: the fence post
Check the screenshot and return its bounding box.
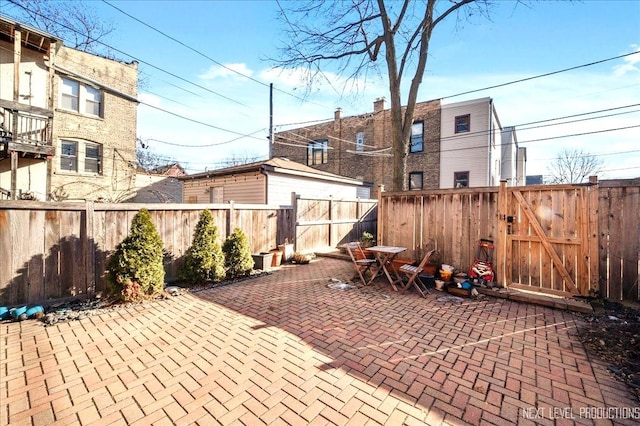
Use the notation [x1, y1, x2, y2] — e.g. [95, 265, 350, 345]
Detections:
[588, 176, 600, 295]
[291, 192, 298, 252]
[496, 180, 508, 288]
[228, 200, 235, 235]
[85, 201, 95, 297]
[377, 184, 384, 246]
[328, 195, 333, 248]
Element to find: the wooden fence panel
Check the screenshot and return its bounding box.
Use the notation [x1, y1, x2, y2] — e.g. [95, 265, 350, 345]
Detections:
[293, 196, 377, 253]
[380, 188, 499, 268]
[598, 183, 640, 300]
[0, 202, 294, 306]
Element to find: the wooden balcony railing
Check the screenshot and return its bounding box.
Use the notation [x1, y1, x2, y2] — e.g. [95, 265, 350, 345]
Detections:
[0, 99, 54, 158]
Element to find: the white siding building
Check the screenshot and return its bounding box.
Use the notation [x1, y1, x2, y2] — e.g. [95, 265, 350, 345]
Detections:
[439, 98, 524, 188]
[180, 157, 372, 206]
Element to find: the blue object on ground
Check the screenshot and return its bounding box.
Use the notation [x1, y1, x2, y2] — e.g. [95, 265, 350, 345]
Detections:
[26, 306, 44, 318]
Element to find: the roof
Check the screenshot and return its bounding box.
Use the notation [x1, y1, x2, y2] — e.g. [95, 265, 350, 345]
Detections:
[0, 16, 60, 54]
[179, 157, 368, 186]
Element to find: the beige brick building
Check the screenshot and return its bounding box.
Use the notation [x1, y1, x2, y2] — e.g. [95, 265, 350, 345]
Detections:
[0, 17, 138, 201]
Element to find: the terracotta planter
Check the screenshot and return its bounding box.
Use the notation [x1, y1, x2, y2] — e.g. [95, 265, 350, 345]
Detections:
[356, 248, 374, 260]
[270, 249, 283, 267]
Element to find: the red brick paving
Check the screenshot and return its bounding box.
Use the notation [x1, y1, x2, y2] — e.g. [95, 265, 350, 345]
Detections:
[1, 257, 638, 425]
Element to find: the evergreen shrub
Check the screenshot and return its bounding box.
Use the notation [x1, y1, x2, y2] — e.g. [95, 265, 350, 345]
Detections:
[107, 209, 165, 302]
[181, 209, 226, 284]
[222, 227, 254, 278]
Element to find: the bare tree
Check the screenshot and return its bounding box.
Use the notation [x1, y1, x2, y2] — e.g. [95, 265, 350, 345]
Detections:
[136, 138, 164, 172]
[5, 0, 115, 54]
[274, 0, 495, 190]
[547, 148, 604, 184]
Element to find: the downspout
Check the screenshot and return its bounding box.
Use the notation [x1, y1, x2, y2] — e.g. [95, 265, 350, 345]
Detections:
[488, 99, 493, 186]
[260, 166, 268, 204]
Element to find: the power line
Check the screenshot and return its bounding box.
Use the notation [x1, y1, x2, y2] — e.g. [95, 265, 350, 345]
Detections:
[144, 128, 267, 148]
[442, 51, 640, 100]
[101, 0, 334, 111]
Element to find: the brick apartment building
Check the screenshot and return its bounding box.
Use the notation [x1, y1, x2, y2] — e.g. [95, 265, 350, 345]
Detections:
[272, 97, 525, 190]
[0, 17, 138, 201]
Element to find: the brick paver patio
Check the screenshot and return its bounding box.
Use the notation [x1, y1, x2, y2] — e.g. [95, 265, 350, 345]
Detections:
[1, 257, 638, 425]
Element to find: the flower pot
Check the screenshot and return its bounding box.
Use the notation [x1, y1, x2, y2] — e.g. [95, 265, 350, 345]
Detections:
[252, 252, 274, 272]
[270, 249, 283, 267]
[278, 243, 294, 262]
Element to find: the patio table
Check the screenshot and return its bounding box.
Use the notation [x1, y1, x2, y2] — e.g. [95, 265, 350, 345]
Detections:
[366, 245, 407, 291]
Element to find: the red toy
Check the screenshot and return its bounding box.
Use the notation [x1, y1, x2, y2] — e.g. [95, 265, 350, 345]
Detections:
[469, 239, 495, 283]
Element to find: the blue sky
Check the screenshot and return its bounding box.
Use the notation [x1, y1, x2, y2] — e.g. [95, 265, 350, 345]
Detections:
[7, 0, 639, 179]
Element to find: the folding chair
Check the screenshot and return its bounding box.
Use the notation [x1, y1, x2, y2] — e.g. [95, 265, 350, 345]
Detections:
[345, 242, 377, 286]
[398, 249, 435, 297]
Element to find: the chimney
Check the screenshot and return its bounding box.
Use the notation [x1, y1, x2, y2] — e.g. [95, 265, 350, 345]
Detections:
[334, 108, 343, 120]
[374, 97, 386, 113]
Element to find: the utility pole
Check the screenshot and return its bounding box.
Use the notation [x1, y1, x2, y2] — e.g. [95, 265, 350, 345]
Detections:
[269, 83, 274, 159]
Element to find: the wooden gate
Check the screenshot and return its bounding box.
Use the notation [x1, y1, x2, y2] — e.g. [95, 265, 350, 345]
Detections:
[496, 181, 599, 297]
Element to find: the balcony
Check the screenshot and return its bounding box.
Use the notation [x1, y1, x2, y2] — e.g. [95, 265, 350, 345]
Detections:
[0, 99, 54, 159]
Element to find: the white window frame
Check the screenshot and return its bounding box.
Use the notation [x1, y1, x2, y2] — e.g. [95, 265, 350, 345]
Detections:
[59, 77, 103, 117]
[84, 142, 102, 174]
[59, 139, 103, 175]
[60, 140, 78, 172]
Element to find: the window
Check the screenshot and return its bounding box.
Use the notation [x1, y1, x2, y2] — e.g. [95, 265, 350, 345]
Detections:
[85, 86, 101, 116]
[60, 140, 78, 171]
[61, 79, 79, 111]
[454, 171, 469, 188]
[210, 187, 223, 203]
[59, 139, 102, 174]
[356, 132, 364, 152]
[307, 140, 328, 165]
[455, 114, 470, 133]
[410, 121, 423, 153]
[84, 142, 102, 173]
[409, 172, 423, 190]
[60, 77, 102, 117]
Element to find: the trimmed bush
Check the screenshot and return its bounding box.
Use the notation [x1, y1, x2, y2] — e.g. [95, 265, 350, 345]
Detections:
[222, 228, 254, 278]
[107, 209, 165, 302]
[181, 209, 225, 284]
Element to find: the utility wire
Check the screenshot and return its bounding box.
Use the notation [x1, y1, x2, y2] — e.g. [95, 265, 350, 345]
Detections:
[442, 51, 640, 99]
[101, 0, 334, 110]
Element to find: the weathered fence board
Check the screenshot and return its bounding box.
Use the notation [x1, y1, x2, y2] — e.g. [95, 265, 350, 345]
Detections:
[294, 196, 377, 252]
[598, 182, 640, 300]
[380, 188, 499, 267]
[379, 179, 637, 301]
[0, 202, 294, 306]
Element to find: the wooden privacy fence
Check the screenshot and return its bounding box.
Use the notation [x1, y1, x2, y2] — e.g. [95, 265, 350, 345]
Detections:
[294, 195, 377, 252]
[598, 179, 640, 301]
[378, 178, 640, 301]
[0, 201, 293, 306]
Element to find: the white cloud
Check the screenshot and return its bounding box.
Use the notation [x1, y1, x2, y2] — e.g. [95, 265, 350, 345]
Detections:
[199, 63, 254, 80]
[613, 45, 640, 77]
[138, 92, 162, 108]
